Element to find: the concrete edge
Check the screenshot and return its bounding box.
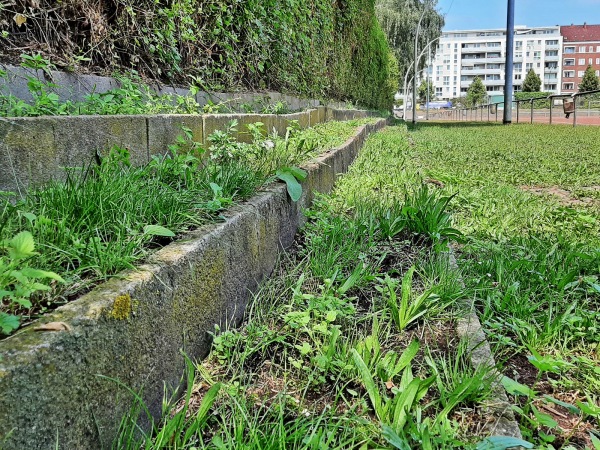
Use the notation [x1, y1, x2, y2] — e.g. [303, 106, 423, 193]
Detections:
[0, 118, 389, 450]
[446, 248, 523, 440]
[0, 108, 378, 194]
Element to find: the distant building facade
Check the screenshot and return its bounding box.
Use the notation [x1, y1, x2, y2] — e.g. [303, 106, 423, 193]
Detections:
[560, 24, 600, 94]
[431, 26, 563, 101]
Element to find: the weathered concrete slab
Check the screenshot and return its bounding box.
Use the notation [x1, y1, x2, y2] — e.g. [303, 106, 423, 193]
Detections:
[147, 115, 204, 158]
[52, 115, 149, 167]
[0, 118, 388, 449]
[0, 117, 57, 194]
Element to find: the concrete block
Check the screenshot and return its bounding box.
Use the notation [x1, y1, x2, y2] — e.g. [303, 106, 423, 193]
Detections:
[51, 115, 149, 168]
[49, 71, 120, 103]
[317, 106, 326, 124]
[0, 64, 44, 103]
[308, 109, 320, 127]
[146, 115, 204, 158]
[0, 117, 58, 194]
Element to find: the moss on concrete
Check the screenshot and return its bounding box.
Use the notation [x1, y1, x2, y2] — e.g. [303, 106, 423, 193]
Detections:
[109, 294, 134, 320]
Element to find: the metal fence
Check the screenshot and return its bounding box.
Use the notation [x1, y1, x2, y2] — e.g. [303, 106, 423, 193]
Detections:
[432, 89, 600, 127]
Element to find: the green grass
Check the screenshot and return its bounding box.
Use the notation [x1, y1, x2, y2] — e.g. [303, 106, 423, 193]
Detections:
[0, 119, 374, 334]
[111, 122, 499, 450]
[111, 121, 599, 449]
[378, 122, 600, 448]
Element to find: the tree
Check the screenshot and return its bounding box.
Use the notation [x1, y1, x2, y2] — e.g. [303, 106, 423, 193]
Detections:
[418, 79, 435, 103]
[375, 0, 445, 82]
[465, 76, 487, 106]
[522, 69, 542, 92]
[579, 65, 600, 92]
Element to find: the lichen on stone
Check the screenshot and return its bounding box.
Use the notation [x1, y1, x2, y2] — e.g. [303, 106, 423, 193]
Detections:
[109, 294, 133, 320]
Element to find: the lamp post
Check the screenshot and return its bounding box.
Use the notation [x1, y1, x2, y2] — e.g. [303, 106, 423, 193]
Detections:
[503, 0, 515, 124]
[413, 1, 432, 124]
[403, 36, 440, 119]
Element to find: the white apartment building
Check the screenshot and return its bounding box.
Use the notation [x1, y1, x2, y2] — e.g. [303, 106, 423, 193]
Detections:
[430, 26, 563, 101]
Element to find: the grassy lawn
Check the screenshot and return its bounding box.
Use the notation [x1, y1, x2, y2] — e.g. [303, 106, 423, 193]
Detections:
[398, 122, 600, 448]
[112, 121, 599, 449]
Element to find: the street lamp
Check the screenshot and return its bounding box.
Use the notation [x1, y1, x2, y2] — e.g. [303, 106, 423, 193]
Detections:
[403, 37, 440, 119]
[503, 0, 516, 124]
[413, 1, 433, 125]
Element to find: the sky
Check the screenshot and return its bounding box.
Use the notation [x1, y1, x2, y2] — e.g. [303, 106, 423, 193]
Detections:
[436, 0, 600, 31]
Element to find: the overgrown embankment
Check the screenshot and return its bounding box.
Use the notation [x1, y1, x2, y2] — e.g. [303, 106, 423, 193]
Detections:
[0, 0, 398, 109]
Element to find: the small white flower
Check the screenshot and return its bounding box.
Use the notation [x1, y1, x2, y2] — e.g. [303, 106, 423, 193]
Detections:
[264, 140, 275, 149]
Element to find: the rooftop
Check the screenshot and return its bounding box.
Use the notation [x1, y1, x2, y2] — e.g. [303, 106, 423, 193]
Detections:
[560, 24, 600, 42]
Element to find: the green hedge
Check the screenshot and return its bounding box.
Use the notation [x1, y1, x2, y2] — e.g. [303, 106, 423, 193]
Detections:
[514, 92, 551, 109]
[0, 0, 397, 110]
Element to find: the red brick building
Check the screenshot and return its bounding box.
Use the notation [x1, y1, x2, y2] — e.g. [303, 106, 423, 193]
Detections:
[560, 23, 600, 93]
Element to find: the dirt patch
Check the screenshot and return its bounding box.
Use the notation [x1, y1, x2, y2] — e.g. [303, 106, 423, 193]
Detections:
[520, 185, 596, 207]
[520, 186, 600, 206]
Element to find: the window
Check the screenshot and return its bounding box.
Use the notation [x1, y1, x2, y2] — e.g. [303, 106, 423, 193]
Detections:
[537, 62, 541, 68]
[534, 51, 541, 60]
[515, 51, 523, 58]
[443, 76, 450, 86]
[597, 58, 600, 65]
[596, 70, 600, 77]
[579, 46, 587, 52]
[515, 41, 523, 49]
[564, 59, 575, 66]
[563, 71, 574, 78]
[526, 63, 533, 70]
[590, 58, 593, 65]
[563, 82, 574, 90]
[564, 46, 575, 53]
[578, 71, 585, 77]
[579, 58, 586, 65]
[514, 63, 522, 71]
[546, 40, 558, 45]
[436, 87, 443, 96]
[597, 46, 600, 52]
[515, 74, 522, 80]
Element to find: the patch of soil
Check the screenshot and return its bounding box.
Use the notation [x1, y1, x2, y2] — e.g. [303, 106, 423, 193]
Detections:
[504, 352, 540, 387]
[520, 185, 596, 207]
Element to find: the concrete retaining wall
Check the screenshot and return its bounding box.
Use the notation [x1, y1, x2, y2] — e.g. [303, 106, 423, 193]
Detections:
[0, 106, 377, 194]
[0, 118, 388, 449]
[0, 65, 331, 112]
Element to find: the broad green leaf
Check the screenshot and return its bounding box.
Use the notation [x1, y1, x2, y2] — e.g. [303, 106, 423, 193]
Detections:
[0, 312, 20, 335]
[9, 231, 36, 260]
[590, 433, 600, 450]
[285, 166, 307, 181]
[143, 225, 175, 237]
[531, 405, 559, 429]
[543, 395, 579, 415]
[20, 267, 64, 282]
[475, 436, 534, 450]
[351, 348, 383, 419]
[276, 171, 302, 202]
[382, 424, 411, 450]
[501, 376, 535, 397]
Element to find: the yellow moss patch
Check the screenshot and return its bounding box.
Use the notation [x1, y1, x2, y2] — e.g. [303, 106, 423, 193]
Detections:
[109, 294, 133, 320]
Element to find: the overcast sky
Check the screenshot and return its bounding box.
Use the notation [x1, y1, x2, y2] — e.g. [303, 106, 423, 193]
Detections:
[436, 0, 600, 31]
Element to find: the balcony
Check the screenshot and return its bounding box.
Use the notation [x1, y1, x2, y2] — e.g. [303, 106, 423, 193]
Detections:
[461, 46, 486, 54]
[544, 67, 559, 73]
[545, 54, 560, 61]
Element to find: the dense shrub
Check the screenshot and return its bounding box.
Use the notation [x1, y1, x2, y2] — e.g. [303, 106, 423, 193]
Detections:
[0, 0, 397, 109]
[514, 92, 552, 109]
